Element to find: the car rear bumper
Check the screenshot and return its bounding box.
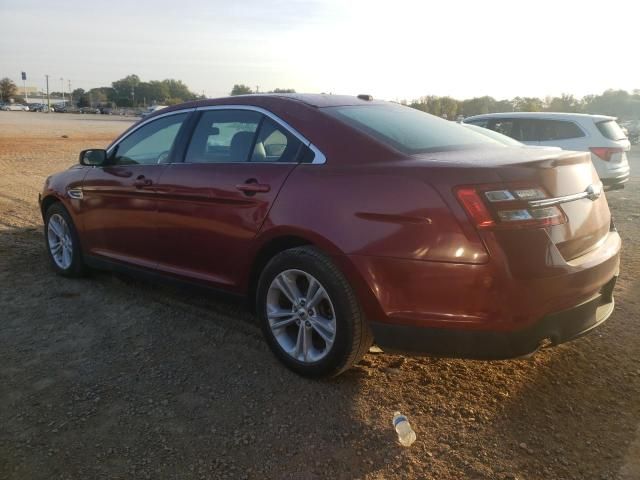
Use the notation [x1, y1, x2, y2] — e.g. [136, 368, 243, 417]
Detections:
[340, 228, 621, 359]
[369, 276, 616, 359]
[601, 172, 629, 190]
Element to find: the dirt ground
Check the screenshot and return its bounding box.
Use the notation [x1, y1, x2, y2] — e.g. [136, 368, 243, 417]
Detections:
[0, 111, 639, 480]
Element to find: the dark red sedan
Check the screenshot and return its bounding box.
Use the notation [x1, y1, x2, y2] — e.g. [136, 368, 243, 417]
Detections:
[40, 94, 620, 377]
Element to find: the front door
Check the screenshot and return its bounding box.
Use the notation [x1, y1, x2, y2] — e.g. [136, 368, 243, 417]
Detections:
[80, 112, 190, 268]
[154, 109, 303, 290]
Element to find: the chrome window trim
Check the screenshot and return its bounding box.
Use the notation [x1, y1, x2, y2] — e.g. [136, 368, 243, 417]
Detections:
[195, 105, 326, 165]
[105, 105, 327, 165]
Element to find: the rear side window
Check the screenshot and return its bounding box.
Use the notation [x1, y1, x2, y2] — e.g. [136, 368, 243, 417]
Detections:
[596, 120, 627, 140]
[537, 120, 584, 141]
[324, 104, 499, 154]
[251, 118, 304, 163]
[488, 119, 518, 138]
[185, 110, 261, 163]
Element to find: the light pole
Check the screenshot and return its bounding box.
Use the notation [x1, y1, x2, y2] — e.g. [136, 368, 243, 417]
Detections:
[45, 75, 51, 112]
[60, 77, 65, 104]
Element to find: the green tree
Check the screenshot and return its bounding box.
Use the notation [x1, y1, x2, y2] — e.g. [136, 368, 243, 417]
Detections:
[111, 74, 141, 106]
[230, 84, 253, 96]
[439, 96, 459, 119]
[513, 96, 545, 112]
[0, 77, 18, 101]
[547, 93, 581, 113]
[269, 88, 296, 93]
[162, 79, 196, 102]
[461, 96, 493, 116]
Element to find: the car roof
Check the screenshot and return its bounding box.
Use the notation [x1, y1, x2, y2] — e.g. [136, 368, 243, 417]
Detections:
[164, 93, 385, 112]
[465, 111, 615, 122]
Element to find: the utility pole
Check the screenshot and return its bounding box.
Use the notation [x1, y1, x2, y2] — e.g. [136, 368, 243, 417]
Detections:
[60, 77, 65, 104]
[68, 79, 72, 105]
[255, 85, 260, 94]
[45, 75, 50, 112]
[21, 72, 28, 103]
[130, 86, 135, 107]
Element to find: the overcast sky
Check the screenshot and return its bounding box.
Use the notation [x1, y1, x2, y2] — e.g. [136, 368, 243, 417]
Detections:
[1, 0, 638, 100]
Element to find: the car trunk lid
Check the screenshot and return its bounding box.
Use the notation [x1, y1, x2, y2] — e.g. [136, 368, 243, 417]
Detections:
[413, 146, 611, 261]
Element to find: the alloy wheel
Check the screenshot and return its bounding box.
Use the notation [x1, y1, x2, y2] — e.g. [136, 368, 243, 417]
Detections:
[47, 213, 73, 269]
[266, 269, 337, 363]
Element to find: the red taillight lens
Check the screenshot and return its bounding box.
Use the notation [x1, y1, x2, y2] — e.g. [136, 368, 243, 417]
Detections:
[456, 185, 566, 229]
[456, 188, 495, 228]
[590, 147, 623, 162]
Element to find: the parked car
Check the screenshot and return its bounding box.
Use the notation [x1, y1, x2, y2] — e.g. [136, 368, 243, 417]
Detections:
[39, 94, 620, 377]
[28, 103, 49, 112]
[52, 104, 68, 113]
[461, 122, 558, 149]
[80, 107, 100, 114]
[463, 112, 631, 190]
[140, 105, 167, 118]
[620, 120, 640, 145]
[1, 103, 29, 111]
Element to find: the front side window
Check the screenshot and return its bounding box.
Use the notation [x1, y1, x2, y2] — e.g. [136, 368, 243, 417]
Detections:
[113, 113, 188, 165]
[324, 104, 499, 154]
[185, 110, 261, 163]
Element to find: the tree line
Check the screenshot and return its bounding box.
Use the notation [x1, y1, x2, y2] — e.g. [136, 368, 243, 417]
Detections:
[0, 74, 201, 107]
[406, 90, 640, 120]
[2, 75, 639, 120]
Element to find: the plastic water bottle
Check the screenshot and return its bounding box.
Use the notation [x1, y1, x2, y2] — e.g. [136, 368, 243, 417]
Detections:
[392, 412, 416, 447]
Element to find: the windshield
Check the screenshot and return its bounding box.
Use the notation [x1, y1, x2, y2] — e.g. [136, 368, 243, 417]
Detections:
[323, 104, 502, 154]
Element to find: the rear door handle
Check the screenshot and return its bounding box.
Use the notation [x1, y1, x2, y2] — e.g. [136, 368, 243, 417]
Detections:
[134, 175, 153, 188]
[236, 181, 271, 195]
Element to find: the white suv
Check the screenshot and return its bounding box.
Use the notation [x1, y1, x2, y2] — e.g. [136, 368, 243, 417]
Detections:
[463, 112, 631, 190]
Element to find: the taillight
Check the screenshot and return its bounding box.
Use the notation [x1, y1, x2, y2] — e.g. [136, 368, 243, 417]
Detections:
[590, 147, 623, 162]
[455, 185, 566, 229]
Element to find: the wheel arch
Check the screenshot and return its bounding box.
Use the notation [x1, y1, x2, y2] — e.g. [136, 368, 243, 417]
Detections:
[246, 228, 384, 324]
[40, 194, 64, 219]
[247, 234, 313, 312]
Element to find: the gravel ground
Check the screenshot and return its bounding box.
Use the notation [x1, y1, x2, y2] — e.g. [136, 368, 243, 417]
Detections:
[0, 111, 639, 480]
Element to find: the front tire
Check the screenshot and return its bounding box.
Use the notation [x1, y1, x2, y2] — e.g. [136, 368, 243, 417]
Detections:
[256, 246, 373, 377]
[44, 202, 85, 277]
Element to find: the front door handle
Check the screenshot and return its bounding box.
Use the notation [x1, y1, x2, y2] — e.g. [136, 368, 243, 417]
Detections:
[134, 175, 153, 188]
[236, 180, 271, 195]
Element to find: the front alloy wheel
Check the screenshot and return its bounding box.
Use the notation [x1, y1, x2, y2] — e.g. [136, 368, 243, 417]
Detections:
[44, 202, 84, 277]
[47, 213, 73, 269]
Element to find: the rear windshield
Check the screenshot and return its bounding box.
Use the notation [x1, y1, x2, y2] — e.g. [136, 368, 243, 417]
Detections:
[596, 120, 627, 141]
[324, 104, 502, 154]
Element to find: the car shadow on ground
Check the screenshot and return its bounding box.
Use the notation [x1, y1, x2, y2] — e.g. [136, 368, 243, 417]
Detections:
[2, 223, 639, 479]
[0, 225, 392, 479]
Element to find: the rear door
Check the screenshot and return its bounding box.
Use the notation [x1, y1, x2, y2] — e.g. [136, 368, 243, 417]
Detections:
[81, 111, 190, 267]
[154, 108, 306, 290]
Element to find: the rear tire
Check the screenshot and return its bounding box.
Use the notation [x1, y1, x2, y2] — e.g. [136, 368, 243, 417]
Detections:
[44, 202, 85, 277]
[256, 246, 373, 377]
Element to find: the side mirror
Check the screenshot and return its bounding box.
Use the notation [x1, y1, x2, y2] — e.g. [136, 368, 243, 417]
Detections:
[79, 149, 108, 166]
